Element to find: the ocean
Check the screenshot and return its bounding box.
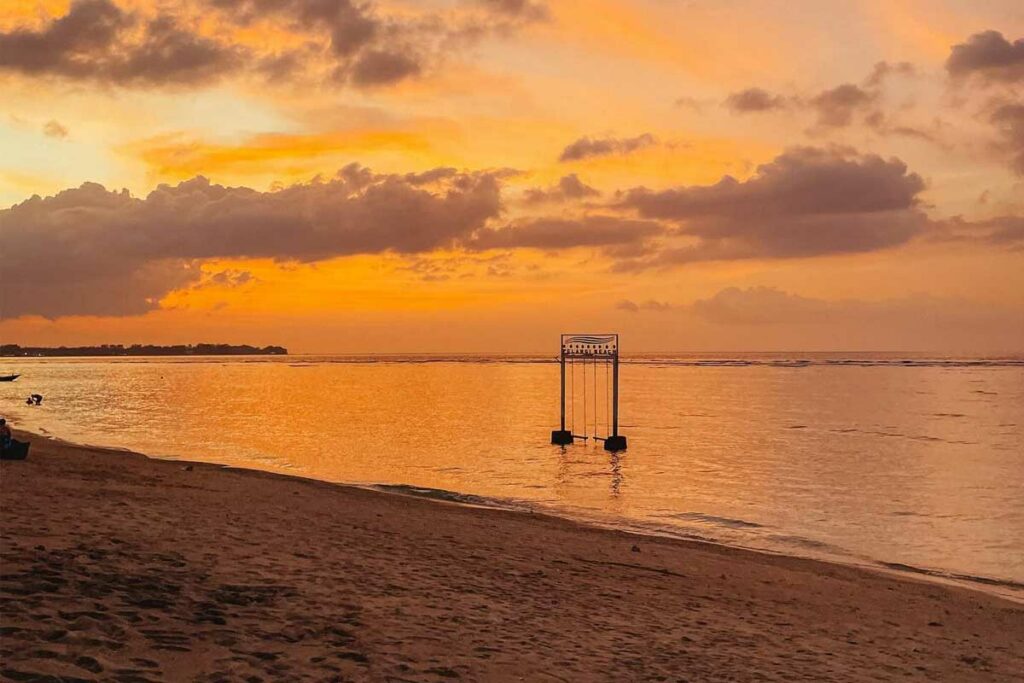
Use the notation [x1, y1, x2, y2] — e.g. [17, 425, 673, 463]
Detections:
[3, 353, 1022, 597]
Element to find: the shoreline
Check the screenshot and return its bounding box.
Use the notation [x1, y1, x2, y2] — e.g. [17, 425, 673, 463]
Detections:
[3, 430, 1023, 680]
[11, 425, 1023, 604]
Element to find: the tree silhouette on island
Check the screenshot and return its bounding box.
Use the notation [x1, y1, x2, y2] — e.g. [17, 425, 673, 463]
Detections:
[1, 344, 288, 357]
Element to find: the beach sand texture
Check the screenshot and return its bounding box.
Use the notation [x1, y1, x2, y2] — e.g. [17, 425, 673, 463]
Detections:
[2, 432, 1022, 681]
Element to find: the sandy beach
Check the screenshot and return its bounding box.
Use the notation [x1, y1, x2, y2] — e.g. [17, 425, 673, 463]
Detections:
[1, 431, 1022, 682]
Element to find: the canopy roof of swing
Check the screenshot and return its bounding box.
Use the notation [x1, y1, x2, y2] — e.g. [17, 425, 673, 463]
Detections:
[560, 334, 618, 358]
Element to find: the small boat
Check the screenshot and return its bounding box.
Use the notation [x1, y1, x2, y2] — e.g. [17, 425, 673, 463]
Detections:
[0, 374, 20, 382]
[1, 440, 30, 460]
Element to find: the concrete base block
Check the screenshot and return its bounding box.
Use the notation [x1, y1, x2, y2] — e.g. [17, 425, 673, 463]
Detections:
[551, 430, 573, 445]
[603, 435, 627, 452]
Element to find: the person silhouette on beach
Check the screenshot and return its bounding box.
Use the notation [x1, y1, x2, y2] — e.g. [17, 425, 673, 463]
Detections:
[0, 418, 11, 449]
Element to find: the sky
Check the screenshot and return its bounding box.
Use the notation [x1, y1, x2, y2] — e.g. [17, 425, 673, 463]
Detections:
[0, 0, 1023, 353]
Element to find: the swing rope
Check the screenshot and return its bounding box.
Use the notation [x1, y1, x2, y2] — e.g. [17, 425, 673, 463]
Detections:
[598, 358, 606, 438]
[582, 354, 587, 439]
[569, 356, 575, 436]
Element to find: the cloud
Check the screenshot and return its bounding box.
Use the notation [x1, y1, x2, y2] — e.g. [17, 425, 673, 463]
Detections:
[474, 0, 549, 21]
[346, 49, 421, 86]
[947, 30, 1024, 84]
[688, 287, 1024, 348]
[0, 165, 503, 318]
[989, 103, 1024, 175]
[558, 134, 656, 162]
[468, 215, 663, 251]
[0, 0, 540, 89]
[938, 214, 1024, 247]
[674, 95, 706, 112]
[616, 299, 670, 313]
[616, 147, 929, 267]
[691, 287, 834, 325]
[726, 63, 917, 129]
[42, 120, 68, 139]
[523, 174, 599, 203]
[863, 61, 915, 88]
[0, 0, 243, 87]
[724, 87, 787, 113]
[810, 83, 876, 127]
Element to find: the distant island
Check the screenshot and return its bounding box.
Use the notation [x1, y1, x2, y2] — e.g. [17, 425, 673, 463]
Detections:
[1, 344, 288, 357]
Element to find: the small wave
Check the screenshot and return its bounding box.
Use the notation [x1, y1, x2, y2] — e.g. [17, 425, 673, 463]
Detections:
[369, 484, 530, 512]
[765, 534, 842, 553]
[828, 428, 977, 445]
[878, 561, 1024, 593]
[661, 512, 765, 529]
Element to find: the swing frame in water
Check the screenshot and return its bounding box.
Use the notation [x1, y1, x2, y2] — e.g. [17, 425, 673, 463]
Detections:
[551, 333, 627, 451]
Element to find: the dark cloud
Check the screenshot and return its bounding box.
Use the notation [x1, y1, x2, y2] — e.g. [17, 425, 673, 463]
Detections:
[947, 30, 1024, 84]
[724, 87, 787, 113]
[42, 120, 68, 139]
[616, 147, 928, 267]
[0, 0, 242, 86]
[346, 49, 421, 86]
[468, 215, 663, 250]
[985, 216, 1024, 245]
[208, 0, 379, 58]
[523, 174, 599, 203]
[727, 64, 913, 127]
[208, 0, 543, 86]
[559, 134, 656, 162]
[937, 214, 1024, 247]
[990, 103, 1024, 175]
[0, 166, 502, 318]
[0, 0, 540, 89]
[810, 83, 876, 127]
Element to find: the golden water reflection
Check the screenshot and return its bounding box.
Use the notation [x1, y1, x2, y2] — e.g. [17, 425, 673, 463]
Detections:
[2, 355, 1022, 588]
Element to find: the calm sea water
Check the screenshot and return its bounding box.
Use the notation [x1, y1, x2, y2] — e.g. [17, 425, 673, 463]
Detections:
[2, 354, 1022, 596]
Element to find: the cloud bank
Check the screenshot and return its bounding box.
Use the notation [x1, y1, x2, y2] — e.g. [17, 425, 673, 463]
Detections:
[0, 165, 502, 318]
[0, 0, 545, 88]
[616, 147, 929, 266]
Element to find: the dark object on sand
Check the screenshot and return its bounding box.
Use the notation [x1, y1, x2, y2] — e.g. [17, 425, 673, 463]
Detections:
[26, 394, 43, 406]
[0, 374, 19, 382]
[1, 440, 29, 460]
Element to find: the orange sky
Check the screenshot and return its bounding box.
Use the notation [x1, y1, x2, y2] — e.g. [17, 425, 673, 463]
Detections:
[1, 0, 1022, 352]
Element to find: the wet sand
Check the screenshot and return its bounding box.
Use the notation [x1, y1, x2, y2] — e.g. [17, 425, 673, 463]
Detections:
[2, 431, 1022, 681]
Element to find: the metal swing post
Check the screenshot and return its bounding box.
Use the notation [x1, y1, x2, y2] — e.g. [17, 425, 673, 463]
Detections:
[604, 341, 626, 451]
[551, 338, 573, 445]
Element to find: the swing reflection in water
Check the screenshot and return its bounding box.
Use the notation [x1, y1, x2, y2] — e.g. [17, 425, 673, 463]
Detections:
[551, 334, 627, 451]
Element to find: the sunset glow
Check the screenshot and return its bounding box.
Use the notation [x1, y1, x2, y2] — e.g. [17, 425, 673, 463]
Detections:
[1, 0, 1022, 352]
